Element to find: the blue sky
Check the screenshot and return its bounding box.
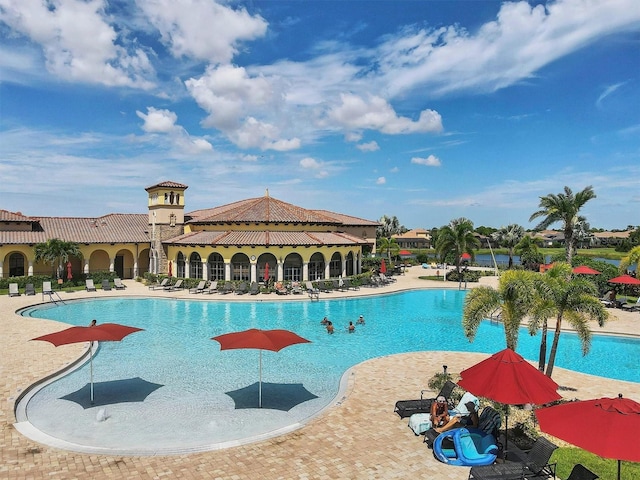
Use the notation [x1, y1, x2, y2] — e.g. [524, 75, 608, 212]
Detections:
[1, 0, 639, 230]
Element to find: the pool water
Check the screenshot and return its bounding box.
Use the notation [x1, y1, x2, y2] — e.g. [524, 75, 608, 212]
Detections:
[21, 290, 639, 454]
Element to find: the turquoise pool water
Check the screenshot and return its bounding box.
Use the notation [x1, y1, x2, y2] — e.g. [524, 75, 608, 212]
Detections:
[21, 290, 639, 454]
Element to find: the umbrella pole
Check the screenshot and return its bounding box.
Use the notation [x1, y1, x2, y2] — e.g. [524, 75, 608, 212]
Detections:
[618, 460, 621, 480]
[90, 343, 94, 404]
[504, 406, 509, 459]
[259, 350, 262, 408]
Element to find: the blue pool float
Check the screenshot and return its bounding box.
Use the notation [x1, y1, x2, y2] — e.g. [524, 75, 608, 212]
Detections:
[432, 427, 498, 466]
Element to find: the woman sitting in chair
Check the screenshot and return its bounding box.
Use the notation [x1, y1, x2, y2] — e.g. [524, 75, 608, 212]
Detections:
[431, 395, 450, 429]
[434, 401, 479, 433]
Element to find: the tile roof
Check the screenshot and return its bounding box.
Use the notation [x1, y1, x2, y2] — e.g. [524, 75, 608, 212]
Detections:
[168, 230, 367, 246]
[0, 214, 150, 244]
[187, 197, 378, 226]
[0, 210, 35, 222]
[145, 181, 189, 190]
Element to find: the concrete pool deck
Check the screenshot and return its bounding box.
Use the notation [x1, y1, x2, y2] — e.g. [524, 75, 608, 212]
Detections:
[2, 267, 639, 479]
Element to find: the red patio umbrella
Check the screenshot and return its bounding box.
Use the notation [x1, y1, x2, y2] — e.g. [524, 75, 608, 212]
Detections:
[572, 265, 601, 275]
[536, 394, 640, 480]
[264, 262, 270, 282]
[460, 252, 472, 261]
[212, 328, 311, 408]
[458, 348, 561, 454]
[66, 261, 73, 280]
[399, 250, 411, 256]
[168, 261, 172, 277]
[380, 259, 387, 274]
[609, 274, 640, 286]
[31, 323, 144, 404]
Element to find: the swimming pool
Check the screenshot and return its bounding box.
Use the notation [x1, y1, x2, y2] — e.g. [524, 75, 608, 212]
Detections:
[19, 290, 640, 454]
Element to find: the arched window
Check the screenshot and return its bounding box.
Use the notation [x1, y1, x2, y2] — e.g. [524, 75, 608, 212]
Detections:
[176, 252, 185, 278]
[308, 252, 325, 281]
[346, 251, 354, 276]
[258, 254, 277, 283]
[283, 253, 302, 281]
[208, 252, 224, 280]
[231, 253, 250, 281]
[329, 252, 342, 278]
[189, 252, 202, 279]
[9, 252, 25, 277]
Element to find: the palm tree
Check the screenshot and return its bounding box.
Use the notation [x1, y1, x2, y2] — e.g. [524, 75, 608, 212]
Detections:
[491, 224, 525, 269]
[34, 239, 83, 278]
[529, 186, 596, 264]
[514, 235, 543, 271]
[620, 245, 640, 273]
[530, 262, 608, 377]
[377, 215, 403, 239]
[435, 218, 480, 274]
[463, 269, 539, 350]
[378, 236, 400, 264]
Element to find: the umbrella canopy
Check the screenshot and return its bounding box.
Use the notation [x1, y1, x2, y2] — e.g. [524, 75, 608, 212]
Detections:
[399, 250, 412, 256]
[609, 274, 640, 286]
[225, 382, 318, 411]
[61, 377, 163, 409]
[264, 262, 270, 282]
[536, 394, 640, 480]
[460, 252, 472, 261]
[458, 348, 561, 454]
[380, 259, 387, 274]
[212, 328, 311, 408]
[572, 265, 601, 275]
[32, 323, 144, 403]
[168, 261, 172, 277]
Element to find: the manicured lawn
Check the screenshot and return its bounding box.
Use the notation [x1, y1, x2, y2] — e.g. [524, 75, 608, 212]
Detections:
[552, 447, 639, 480]
[476, 247, 626, 260]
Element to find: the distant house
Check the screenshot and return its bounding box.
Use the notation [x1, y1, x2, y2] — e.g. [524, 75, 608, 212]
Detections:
[533, 230, 565, 247]
[392, 229, 431, 249]
[591, 230, 631, 247]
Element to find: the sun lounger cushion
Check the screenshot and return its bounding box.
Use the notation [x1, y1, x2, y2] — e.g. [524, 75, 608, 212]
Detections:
[408, 413, 432, 435]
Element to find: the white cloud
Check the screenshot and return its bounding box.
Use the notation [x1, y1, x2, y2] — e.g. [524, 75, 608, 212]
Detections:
[0, 0, 155, 88]
[229, 117, 300, 151]
[137, 107, 177, 133]
[376, 0, 640, 97]
[136, 106, 212, 153]
[345, 132, 363, 142]
[136, 0, 268, 64]
[376, 176, 386, 185]
[390, 167, 399, 173]
[357, 141, 380, 152]
[596, 81, 627, 107]
[329, 93, 443, 134]
[411, 155, 441, 167]
[300, 157, 321, 169]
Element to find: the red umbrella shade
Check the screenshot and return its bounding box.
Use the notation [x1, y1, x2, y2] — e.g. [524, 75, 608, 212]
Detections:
[380, 259, 387, 274]
[536, 394, 640, 479]
[264, 262, 270, 282]
[609, 274, 640, 285]
[31, 323, 144, 404]
[399, 250, 412, 256]
[458, 348, 561, 405]
[168, 261, 173, 277]
[572, 265, 601, 275]
[460, 252, 472, 261]
[212, 329, 311, 408]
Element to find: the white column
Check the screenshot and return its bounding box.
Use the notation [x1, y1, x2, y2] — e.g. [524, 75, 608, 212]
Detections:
[202, 261, 208, 280]
[109, 257, 115, 273]
[251, 262, 257, 283]
[27, 260, 34, 277]
[225, 262, 231, 281]
[303, 262, 309, 282]
[185, 259, 190, 279]
[133, 259, 139, 279]
[341, 258, 347, 278]
[324, 263, 330, 279]
[277, 261, 284, 282]
[84, 258, 90, 275]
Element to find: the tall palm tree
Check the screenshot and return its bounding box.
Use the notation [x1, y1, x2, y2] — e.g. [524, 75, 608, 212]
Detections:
[529, 186, 596, 264]
[435, 218, 480, 274]
[378, 236, 399, 264]
[34, 239, 83, 278]
[530, 262, 608, 377]
[514, 235, 544, 271]
[463, 269, 538, 350]
[491, 224, 525, 269]
[377, 215, 402, 239]
[619, 245, 640, 273]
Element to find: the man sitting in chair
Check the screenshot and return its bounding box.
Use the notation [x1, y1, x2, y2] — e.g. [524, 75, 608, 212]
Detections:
[435, 401, 479, 433]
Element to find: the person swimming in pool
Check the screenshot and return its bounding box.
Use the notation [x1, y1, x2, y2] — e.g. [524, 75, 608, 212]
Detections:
[321, 316, 329, 325]
[326, 321, 334, 334]
[348, 321, 355, 333]
[356, 315, 365, 325]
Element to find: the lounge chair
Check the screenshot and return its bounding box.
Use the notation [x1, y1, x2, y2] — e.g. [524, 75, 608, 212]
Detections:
[85, 279, 97, 292]
[166, 279, 183, 291]
[333, 279, 345, 291]
[42, 281, 53, 295]
[149, 278, 169, 290]
[477, 406, 502, 441]
[566, 464, 598, 480]
[219, 282, 234, 294]
[249, 282, 260, 295]
[469, 463, 525, 480]
[291, 282, 303, 294]
[25, 283, 36, 295]
[343, 278, 359, 290]
[275, 282, 288, 295]
[9, 283, 20, 297]
[394, 380, 457, 418]
[305, 281, 320, 300]
[621, 298, 640, 312]
[114, 278, 126, 290]
[189, 280, 207, 294]
[202, 280, 218, 294]
[235, 282, 248, 294]
[101, 279, 112, 291]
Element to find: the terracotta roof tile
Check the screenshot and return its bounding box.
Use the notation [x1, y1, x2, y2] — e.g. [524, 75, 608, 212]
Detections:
[0, 210, 34, 222]
[145, 181, 189, 190]
[168, 230, 367, 246]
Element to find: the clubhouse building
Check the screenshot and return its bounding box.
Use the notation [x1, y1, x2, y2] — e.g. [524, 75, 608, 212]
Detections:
[0, 181, 378, 283]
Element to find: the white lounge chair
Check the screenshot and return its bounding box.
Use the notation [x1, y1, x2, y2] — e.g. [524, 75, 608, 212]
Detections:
[114, 278, 127, 290]
[202, 281, 218, 294]
[9, 283, 20, 297]
[85, 279, 97, 292]
[189, 280, 206, 294]
[149, 278, 169, 290]
[165, 279, 183, 291]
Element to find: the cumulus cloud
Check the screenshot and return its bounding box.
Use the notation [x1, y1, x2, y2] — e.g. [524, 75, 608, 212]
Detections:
[411, 155, 441, 167]
[357, 141, 380, 152]
[376, 176, 386, 185]
[137, 0, 268, 64]
[137, 107, 177, 133]
[0, 0, 155, 88]
[329, 93, 443, 134]
[229, 117, 300, 151]
[299, 156, 329, 178]
[136, 107, 212, 153]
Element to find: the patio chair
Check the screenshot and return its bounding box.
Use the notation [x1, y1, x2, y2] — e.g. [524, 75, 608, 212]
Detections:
[25, 283, 36, 295]
[394, 380, 457, 418]
[275, 282, 288, 295]
[166, 279, 183, 291]
[343, 278, 359, 290]
[202, 280, 218, 294]
[42, 281, 53, 295]
[291, 282, 303, 294]
[219, 282, 234, 294]
[85, 279, 97, 292]
[235, 282, 248, 294]
[114, 278, 127, 290]
[305, 281, 320, 300]
[101, 279, 112, 291]
[189, 280, 207, 294]
[249, 282, 260, 295]
[469, 463, 525, 480]
[149, 278, 169, 290]
[566, 464, 598, 480]
[506, 436, 558, 479]
[9, 283, 20, 297]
